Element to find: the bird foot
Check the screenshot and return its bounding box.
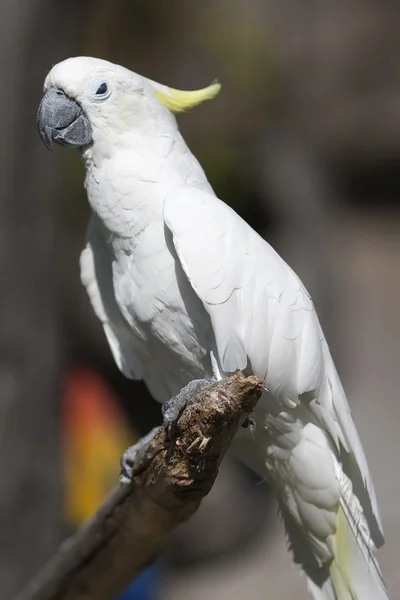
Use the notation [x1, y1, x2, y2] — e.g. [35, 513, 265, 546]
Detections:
[241, 413, 255, 429]
[161, 378, 215, 426]
[120, 426, 160, 484]
[120, 379, 214, 484]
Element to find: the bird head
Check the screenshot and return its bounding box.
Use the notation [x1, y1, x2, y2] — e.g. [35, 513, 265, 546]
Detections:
[37, 56, 220, 151]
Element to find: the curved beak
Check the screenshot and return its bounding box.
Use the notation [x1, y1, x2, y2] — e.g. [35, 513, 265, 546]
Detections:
[37, 88, 92, 150]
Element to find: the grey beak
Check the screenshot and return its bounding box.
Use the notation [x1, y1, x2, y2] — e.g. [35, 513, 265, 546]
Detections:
[37, 88, 92, 150]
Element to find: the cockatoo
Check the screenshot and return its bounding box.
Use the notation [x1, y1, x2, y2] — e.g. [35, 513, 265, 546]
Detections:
[37, 57, 389, 600]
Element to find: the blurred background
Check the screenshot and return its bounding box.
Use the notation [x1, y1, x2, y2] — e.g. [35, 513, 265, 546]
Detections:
[1, 1, 400, 599]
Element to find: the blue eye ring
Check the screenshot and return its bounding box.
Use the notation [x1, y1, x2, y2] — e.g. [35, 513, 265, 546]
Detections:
[89, 78, 111, 100]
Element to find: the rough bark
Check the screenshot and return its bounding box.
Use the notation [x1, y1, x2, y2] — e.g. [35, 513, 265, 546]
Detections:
[13, 373, 263, 600]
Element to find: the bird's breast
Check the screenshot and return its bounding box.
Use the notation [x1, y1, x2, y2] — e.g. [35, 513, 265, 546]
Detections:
[83, 150, 215, 401]
[111, 227, 213, 402]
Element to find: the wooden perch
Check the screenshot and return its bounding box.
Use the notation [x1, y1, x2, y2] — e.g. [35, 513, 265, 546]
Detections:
[14, 372, 263, 600]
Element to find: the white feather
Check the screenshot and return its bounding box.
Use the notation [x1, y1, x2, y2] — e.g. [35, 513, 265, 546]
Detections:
[80, 214, 143, 380]
[164, 184, 388, 598]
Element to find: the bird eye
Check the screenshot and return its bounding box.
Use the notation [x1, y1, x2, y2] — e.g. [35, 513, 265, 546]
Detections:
[96, 82, 108, 96]
[89, 78, 111, 100]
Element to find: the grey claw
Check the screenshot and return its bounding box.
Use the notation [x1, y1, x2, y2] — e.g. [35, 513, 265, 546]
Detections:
[242, 413, 255, 430]
[162, 378, 215, 426]
[120, 456, 134, 485]
[120, 380, 216, 484]
[120, 426, 160, 484]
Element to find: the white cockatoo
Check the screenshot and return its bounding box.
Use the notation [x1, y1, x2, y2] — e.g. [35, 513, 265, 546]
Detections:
[38, 57, 389, 600]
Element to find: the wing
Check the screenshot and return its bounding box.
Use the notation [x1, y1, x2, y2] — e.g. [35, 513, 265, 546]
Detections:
[80, 214, 143, 380]
[164, 185, 318, 392]
[163, 184, 384, 546]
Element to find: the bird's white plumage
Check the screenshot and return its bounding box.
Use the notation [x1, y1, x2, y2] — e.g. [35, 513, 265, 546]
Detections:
[80, 214, 143, 379]
[45, 57, 388, 599]
[164, 186, 381, 525]
[163, 185, 385, 567]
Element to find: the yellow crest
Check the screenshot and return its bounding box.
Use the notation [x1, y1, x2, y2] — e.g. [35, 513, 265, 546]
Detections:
[151, 79, 221, 113]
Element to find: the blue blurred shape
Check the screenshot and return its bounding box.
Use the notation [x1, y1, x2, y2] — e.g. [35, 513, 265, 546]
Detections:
[116, 563, 161, 600]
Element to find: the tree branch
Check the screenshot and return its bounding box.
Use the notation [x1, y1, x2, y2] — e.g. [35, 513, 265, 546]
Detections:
[14, 372, 263, 600]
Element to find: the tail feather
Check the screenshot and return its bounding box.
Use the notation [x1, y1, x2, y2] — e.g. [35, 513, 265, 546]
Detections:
[280, 459, 390, 600]
[326, 504, 388, 600]
[231, 387, 389, 599]
[327, 456, 389, 600]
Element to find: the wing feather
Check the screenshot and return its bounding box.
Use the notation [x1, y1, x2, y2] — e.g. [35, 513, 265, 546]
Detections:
[163, 184, 384, 546]
[80, 215, 143, 380]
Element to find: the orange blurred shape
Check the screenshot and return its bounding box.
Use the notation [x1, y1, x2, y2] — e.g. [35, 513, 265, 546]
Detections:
[63, 366, 137, 526]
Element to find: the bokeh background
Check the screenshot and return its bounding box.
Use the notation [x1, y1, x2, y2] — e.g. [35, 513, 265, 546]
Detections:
[1, 1, 400, 599]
